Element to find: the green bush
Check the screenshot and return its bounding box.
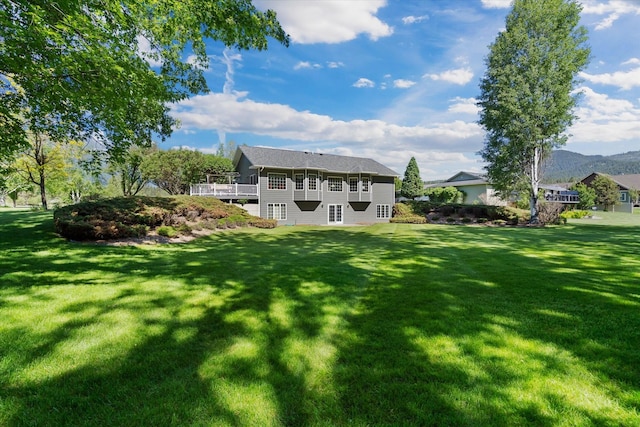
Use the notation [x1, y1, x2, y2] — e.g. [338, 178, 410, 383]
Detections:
[157, 226, 178, 238]
[461, 217, 472, 223]
[561, 210, 590, 219]
[248, 218, 278, 229]
[390, 215, 427, 224]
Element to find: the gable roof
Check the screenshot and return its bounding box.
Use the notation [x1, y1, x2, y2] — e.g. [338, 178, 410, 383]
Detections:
[582, 172, 640, 190]
[235, 146, 399, 176]
[446, 171, 486, 183]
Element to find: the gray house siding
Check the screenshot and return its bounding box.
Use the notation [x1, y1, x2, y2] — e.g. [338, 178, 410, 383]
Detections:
[232, 146, 398, 225]
[257, 170, 394, 225]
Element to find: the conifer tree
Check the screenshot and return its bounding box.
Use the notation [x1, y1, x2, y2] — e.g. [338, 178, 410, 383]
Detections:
[401, 157, 423, 200]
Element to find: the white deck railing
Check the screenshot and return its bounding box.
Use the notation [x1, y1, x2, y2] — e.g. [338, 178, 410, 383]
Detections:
[190, 183, 258, 198]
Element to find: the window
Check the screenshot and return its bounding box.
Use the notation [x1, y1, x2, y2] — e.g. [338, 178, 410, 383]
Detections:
[362, 177, 370, 192]
[349, 177, 358, 192]
[328, 177, 342, 192]
[308, 174, 317, 191]
[376, 204, 391, 219]
[620, 192, 627, 202]
[268, 173, 287, 190]
[295, 174, 304, 190]
[267, 203, 287, 220]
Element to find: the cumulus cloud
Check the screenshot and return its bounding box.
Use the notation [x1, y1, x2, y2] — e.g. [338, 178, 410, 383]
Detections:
[327, 61, 345, 69]
[622, 58, 640, 65]
[448, 97, 480, 115]
[171, 92, 483, 153]
[570, 86, 640, 143]
[402, 15, 428, 25]
[425, 68, 474, 85]
[255, 0, 392, 44]
[579, 67, 640, 90]
[581, 0, 640, 30]
[393, 79, 416, 89]
[353, 78, 375, 88]
[480, 0, 512, 9]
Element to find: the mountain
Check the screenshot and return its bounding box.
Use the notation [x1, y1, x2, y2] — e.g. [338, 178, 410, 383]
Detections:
[542, 150, 640, 183]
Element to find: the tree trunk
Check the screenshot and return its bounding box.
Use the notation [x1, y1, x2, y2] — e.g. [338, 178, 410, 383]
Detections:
[39, 169, 48, 210]
[529, 146, 540, 224]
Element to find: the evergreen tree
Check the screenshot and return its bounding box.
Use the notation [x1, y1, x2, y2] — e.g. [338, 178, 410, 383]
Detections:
[401, 157, 423, 200]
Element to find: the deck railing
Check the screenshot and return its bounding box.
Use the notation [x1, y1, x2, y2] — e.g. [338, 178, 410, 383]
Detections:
[190, 183, 258, 198]
[545, 193, 579, 203]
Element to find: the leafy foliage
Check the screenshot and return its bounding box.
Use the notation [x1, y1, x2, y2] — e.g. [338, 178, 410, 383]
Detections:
[141, 149, 234, 195]
[424, 186, 464, 204]
[53, 195, 272, 240]
[570, 182, 596, 209]
[0, 0, 289, 160]
[591, 175, 620, 211]
[400, 157, 423, 200]
[477, 0, 590, 222]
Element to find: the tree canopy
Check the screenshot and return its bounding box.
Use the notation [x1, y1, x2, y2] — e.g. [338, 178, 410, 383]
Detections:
[0, 0, 289, 160]
[477, 0, 590, 222]
[591, 175, 620, 211]
[401, 157, 423, 200]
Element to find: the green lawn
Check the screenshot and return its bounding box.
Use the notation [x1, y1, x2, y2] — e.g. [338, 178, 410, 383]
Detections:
[1, 209, 639, 426]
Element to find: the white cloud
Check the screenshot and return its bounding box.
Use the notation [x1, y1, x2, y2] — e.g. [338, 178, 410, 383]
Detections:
[171, 92, 483, 154]
[294, 61, 321, 70]
[393, 79, 416, 89]
[448, 97, 480, 115]
[327, 61, 345, 69]
[622, 58, 640, 65]
[480, 0, 512, 9]
[581, 0, 640, 30]
[402, 15, 428, 25]
[353, 78, 375, 88]
[136, 35, 162, 67]
[255, 0, 392, 44]
[579, 67, 640, 90]
[570, 86, 640, 143]
[425, 68, 474, 85]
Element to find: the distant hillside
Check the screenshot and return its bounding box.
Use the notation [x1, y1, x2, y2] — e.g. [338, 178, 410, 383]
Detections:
[542, 150, 640, 183]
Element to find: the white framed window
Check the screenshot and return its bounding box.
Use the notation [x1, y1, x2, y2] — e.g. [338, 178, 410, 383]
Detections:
[308, 173, 317, 191]
[620, 192, 627, 202]
[376, 204, 391, 219]
[349, 177, 358, 192]
[295, 173, 304, 190]
[328, 177, 342, 192]
[267, 203, 287, 220]
[268, 173, 287, 190]
[362, 177, 370, 192]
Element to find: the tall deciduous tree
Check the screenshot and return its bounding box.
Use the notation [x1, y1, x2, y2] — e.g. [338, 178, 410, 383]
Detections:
[0, 0, 289, 160]
[477, 0, 590, 223]
[570, 182, 596, 210]
[401, 157, 423, 200]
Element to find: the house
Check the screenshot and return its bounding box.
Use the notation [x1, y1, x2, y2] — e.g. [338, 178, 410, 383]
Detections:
[581, 172, 640, 213]
[424, 171, 506, 205]
[191, 146, 399, 225]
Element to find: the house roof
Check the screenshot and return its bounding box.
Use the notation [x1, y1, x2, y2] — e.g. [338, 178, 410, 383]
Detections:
[235, 145, 399, 176]
[609, 174, 640, 190]
[446, 171, 487, 182]
[582, 172, 640, 190]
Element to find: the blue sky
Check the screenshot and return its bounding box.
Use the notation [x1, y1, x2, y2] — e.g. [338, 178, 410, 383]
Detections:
[162, 0, 640, 180]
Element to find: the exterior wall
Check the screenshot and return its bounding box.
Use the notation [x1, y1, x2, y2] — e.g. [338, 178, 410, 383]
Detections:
[458, 185, 486, 204]
[257, 168, 395, 225]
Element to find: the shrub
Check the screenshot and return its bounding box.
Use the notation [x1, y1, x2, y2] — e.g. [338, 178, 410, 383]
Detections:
[157, 226, 178, 238]
[431, 215, 440, 221]
[446, 217, 456, 223]
[248, 218, 277, 229]
[561, 210, 590, 219]
[177, 224, 192, 235]
[494, 219, 506, 226]
[461, 217, 472, 224]
[390, 215, 427, 224]
[477, 217, 488, 224]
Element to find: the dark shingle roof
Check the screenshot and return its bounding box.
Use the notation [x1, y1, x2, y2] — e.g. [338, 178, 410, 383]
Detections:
[236, 146, 399, 176]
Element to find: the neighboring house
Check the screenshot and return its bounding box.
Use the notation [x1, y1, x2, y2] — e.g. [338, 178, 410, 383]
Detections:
[192, 146, 399, 225]
[581, 172, 640, 213]
[540, 184, 579, 204]
[424, 171, 506, 205]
